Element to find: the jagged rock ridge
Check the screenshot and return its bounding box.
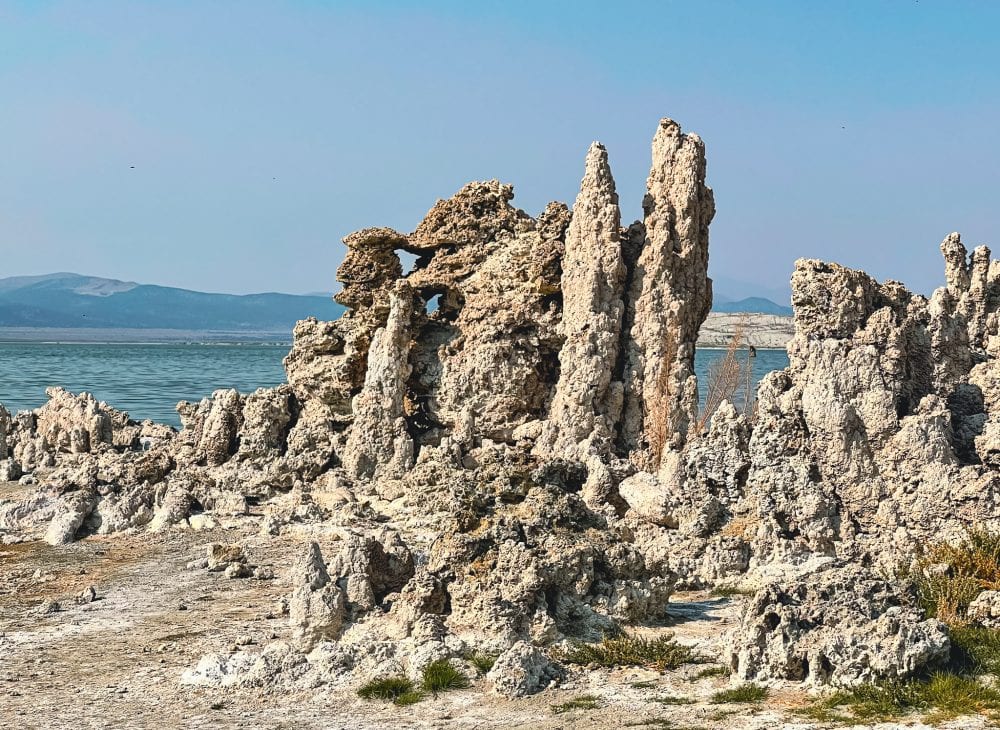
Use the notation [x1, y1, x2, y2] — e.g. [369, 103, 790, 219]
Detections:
[3, 117, 998, 695]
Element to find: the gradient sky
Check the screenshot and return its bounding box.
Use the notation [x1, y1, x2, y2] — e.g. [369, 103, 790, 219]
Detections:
[2, 1, 999, 298]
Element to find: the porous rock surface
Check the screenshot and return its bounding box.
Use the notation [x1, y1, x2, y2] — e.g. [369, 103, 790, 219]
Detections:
[727, 565, 950, 686]
[3, 116, 997, 704]
[486, 641, 565, 698]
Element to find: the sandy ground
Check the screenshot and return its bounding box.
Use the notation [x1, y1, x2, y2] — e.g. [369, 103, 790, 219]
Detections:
[0, 520, 993, 730]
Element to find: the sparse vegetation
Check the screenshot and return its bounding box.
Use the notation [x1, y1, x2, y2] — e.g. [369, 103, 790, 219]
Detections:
[696, 314, 752, 433]
[791, 701, 853, 724]
[905, 527, 1000, 624]
[559, 631, 701, 672]
[357, 676, 425, 706]
[857, 528, 1000, 722]
[466, 651, 498, 676]
[709, 684, 768, 704]
[646, 329, 680, 468]
[551, 694, 601, 714]
[808, 673, 1000, 722]
[392, 689, 426, 706]
[421, 659, 470, 694]
[625, 720, 707, 729]
[951, 624, 1000, 676]
[691, 665, 730, 680]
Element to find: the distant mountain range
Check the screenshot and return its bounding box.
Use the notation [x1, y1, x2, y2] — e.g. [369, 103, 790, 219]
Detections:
[0, 273, 790, 334]
[0, 273, 345, 332]
[711, 296, 792, 316]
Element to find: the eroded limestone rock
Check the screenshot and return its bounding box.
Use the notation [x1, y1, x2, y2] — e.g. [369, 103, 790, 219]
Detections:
[486, 641, 564, 697]
[727, 565, 950, 686]
[288, 542, 347, 651]
[536, 142, 625, 459]
[9, 117, 992, 699]
[620, 119, 715, 459]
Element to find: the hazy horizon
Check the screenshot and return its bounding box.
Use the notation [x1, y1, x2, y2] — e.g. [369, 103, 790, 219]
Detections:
[4, 1, 999, 296]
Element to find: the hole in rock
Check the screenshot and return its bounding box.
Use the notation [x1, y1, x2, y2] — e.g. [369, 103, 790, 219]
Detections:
[819, 655, 833, 680]
[798, 657, 809, 680]
[400, 250, 419, 276]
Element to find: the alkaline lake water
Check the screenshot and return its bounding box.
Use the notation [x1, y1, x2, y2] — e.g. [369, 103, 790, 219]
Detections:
[0, 342, 790, 427]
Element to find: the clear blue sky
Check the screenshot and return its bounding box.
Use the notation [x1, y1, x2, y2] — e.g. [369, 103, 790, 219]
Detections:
[2, 0, 998, 297]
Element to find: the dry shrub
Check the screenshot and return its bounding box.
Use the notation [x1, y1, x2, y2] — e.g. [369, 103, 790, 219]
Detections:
[908, 528, 1000, 624]
[696, 314, 752, 434]
[645, 328, 679, 468]
[644, 314, 757, 464]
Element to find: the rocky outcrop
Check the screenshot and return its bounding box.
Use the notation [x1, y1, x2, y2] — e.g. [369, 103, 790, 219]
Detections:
[288, 542, 347, 651]
[11, 388, 138, 470]
[327, 531, 415, 616]
[536, 142, 625, 459]
[406, 184, 566, 445]
[727, 565, 950, 686]
[7, 117, 996, 698]
[968, 590, 1000, 628]
[620, 119, 715, 458]
[486, 642, 564, 697]
[44, 489, 98, 545]
[0, 405, 10, 461]
[341, 281, 416, 481]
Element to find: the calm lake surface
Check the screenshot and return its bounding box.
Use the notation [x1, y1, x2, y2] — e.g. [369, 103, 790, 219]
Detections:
[0, 342, 790, 427]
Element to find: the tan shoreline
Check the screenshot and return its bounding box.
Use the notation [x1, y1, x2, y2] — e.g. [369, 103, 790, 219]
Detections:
[697, 312, 794, 349]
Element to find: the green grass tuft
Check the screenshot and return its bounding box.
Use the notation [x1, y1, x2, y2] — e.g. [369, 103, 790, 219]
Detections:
[791, 702, 853, 724]
[357, 676, 425, 705]
[709, 684, 769, 704]
[559, 632, 701, 672]
[421, 659, 470, 694]
[551, 694, 601, 714]
[950, 624, 1000, 676]
[801, 673, 1000, 722]
[392, 690, 426, 706]
[467, 651, 498, 676]
[691, 665, 730, 680]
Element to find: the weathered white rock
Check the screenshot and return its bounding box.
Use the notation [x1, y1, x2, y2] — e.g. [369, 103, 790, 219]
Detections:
[181, 642, 310, 688]
[968, 590, 1000, 628]
[727, 566, 950, 686]
[288, 542, 347, 651]
[44, 490, 97, 545]
[341, 281, 416, 480]
[620, 119, 715, 459]
[537, 142, 625, 459]
[327, 531, 414, 616]
[13, 117, 1000, 704]
[485, 641, 563, 697]
[618, 471, 680, 527]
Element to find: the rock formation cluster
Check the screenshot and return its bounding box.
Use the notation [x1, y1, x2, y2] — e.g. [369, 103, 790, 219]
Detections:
[4, 117, 1000, 696]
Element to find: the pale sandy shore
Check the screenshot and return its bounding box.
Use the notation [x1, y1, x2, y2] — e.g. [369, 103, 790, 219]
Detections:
[697, 312, 794, 349]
